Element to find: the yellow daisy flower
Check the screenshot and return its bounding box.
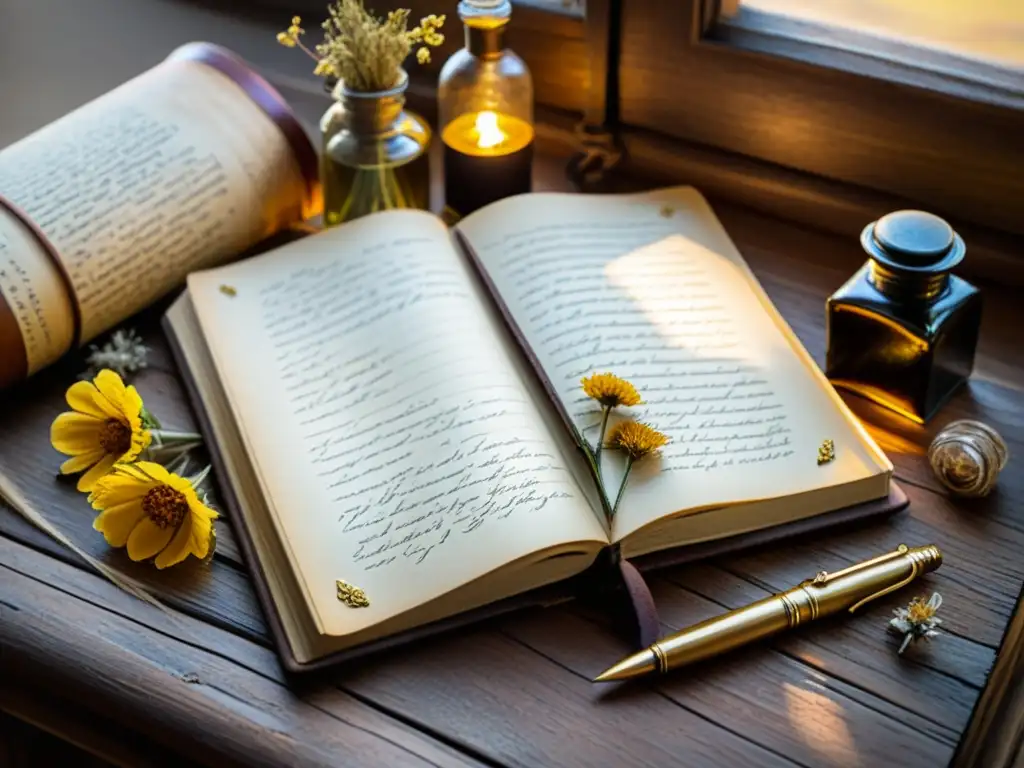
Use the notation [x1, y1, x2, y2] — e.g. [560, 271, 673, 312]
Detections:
[50, 369, 152, 492]
[581, 373, 643, 408]
[606, 421, 670, 461]
[89, 462, 218, 569]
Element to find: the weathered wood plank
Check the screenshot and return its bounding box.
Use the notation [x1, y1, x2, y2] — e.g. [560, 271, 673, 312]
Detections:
[656, 564, 988, 733]
[0, 343, 269, 643]
[3, 194, 1022, 768]
[2, 532, 800, 768]
[0, 535, 487, 768]
[0, 500, 267, 644]
[501, 592, 959, 768]
[717, 479, 1022, 648]
[0, 713, 118, 768]
[336, 623, 801, 768]
[1, 690, 185, 768]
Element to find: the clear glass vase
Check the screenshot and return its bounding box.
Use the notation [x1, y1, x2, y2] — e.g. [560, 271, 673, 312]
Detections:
[319, 72, 431, 227]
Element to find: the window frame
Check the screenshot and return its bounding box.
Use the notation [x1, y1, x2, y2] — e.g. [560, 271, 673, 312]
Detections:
[225, 0, 1022, 273]
[952, 581, 1024, 768]
[714, 4, 1024, 109]
[615, 0, 1024, 237]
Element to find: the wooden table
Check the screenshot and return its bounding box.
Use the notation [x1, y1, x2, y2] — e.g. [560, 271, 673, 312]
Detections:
[2, 2, 1023, 767]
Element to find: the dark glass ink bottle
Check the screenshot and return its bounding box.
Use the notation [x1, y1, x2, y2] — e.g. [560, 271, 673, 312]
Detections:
[825, 210, 982, 424]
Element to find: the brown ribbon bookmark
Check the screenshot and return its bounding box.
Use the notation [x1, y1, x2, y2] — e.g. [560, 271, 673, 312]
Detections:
[617, 558, 662, 649]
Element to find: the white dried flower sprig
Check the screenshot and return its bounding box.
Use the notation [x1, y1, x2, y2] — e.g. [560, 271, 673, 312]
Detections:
[890, 592, 943, 655]
[82, 328, 149, 380]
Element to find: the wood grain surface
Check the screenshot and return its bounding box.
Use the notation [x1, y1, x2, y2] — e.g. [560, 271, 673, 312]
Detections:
[4, 187, 1023, 766]
[3, 1, 1023, 766]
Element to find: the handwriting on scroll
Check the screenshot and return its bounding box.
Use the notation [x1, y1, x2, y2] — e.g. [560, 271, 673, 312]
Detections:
[0, 242, 51, 360]
[257, 236, 575, 570]
[482, 222, 795, 475]
[0, 108, 234, 339]
[0, 51, 301, 345]
[0, 105, 249, 342]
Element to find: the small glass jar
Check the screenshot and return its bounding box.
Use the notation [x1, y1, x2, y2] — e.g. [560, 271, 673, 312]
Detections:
[438, 0, 534, 218]
[825, 210, 982, 423]
[319, 72, 431, 227]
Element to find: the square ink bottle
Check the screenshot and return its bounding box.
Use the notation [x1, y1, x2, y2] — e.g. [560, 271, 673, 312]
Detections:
[826, 210, 982, 423]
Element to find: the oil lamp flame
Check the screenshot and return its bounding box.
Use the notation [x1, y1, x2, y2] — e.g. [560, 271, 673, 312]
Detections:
[474, 110, 505, 149]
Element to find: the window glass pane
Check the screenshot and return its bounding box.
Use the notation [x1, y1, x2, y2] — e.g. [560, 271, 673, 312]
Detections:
[737, 0, 1024, 70]
[515, 0, 585, 14]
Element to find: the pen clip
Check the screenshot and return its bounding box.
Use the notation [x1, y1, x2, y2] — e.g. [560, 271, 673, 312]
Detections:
[804, 545, 918, 613]
[808, 544, 909, 587]
[848, 558, 920, 613]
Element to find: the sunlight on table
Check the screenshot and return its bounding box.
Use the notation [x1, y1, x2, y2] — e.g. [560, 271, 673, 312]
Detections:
[785, 681, 859, 765]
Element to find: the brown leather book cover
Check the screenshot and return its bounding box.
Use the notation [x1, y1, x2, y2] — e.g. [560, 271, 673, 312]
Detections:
[163, 303, 908, 674]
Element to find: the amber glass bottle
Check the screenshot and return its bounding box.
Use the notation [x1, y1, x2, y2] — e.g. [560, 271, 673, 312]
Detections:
[825, 210, 982, 424]
[438, 0, 534, 218]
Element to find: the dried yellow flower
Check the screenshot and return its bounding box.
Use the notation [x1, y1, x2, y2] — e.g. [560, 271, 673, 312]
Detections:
[276, 15, 305, 47]
[907, 598, 939, 624]
[307, 0, 446, 92]
[606, 421, 670, 461]
[890, 592, 942, 655]
[581, 373, 643, 408]
[604, 420, 670, 517]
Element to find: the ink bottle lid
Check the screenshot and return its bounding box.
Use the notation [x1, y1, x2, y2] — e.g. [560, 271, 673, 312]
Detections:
[861, 210, 966, 302]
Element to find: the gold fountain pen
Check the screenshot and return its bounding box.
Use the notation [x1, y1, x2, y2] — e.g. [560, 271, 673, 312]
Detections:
[595, 543, 942, 682]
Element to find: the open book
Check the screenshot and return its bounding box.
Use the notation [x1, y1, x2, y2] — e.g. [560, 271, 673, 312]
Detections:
[165, 186, 895, 670]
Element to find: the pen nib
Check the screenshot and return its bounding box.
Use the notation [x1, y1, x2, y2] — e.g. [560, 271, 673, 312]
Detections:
[593, 649, 657, 682]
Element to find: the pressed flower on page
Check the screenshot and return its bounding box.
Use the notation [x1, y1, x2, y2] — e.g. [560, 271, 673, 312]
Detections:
[605, 421, 670, 517]
[606, 421, 670, 461]
[577, 372, 668, 521]
[580, 372, 645, 489]
[581, 372, 643, 409]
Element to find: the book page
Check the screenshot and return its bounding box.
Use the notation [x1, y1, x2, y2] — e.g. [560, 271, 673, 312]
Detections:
[0, 57, 306, 348]
[456, 188, 891, 543]
[188, 211, 606, 637]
